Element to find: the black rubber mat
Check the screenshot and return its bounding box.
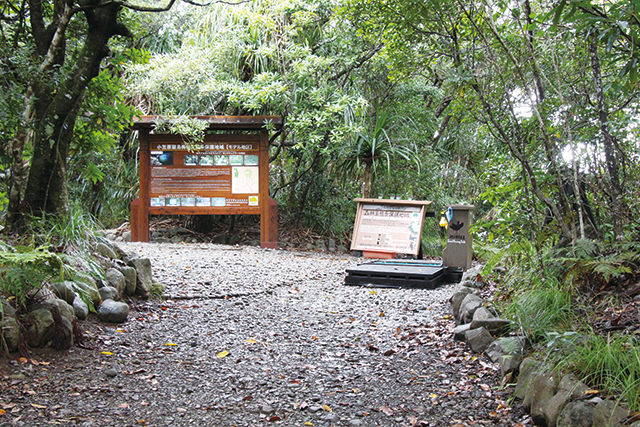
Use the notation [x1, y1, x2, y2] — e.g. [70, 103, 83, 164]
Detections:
[345, 261, 446, 289]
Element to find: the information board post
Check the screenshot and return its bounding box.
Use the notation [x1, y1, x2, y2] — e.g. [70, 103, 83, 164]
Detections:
[138, 127, 150, 242]
[259, 129, 275, 248]
[350, 198, 433, 258]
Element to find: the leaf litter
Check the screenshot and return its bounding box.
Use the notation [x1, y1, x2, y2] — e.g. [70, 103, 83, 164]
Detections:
[0, 242, 532, 426]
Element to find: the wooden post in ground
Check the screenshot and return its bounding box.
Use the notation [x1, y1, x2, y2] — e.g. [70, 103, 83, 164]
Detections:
[138, 128, 150, 242]
[259, 129, 277, 248]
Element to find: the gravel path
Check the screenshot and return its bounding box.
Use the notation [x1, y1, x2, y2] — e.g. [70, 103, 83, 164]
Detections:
[0, 243, 529, 427]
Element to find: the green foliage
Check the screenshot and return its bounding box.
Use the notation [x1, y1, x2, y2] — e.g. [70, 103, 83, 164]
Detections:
[152, 116, 211, 146]
[30, 205, 100, 249]
[338, 108, 421, 197]
[548, 240, 640, 291]
[504, 284, 574, 343]
[0, 246, 64, 306]
[21, 205, 105, 280]
[561, 334, 640, 411]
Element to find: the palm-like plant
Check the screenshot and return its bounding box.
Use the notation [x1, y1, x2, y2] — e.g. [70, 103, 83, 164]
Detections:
[340, 109, 420, 197]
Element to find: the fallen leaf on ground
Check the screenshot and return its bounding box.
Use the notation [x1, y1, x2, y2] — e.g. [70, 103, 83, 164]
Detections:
[218, 350, 229, 358]
[323, 405, 332, 412]
[380, 406, 394, 416]
[30, 404, 46, 409]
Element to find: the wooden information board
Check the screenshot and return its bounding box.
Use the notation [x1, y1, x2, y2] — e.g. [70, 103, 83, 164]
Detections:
[130, 116, 282, 248]
[148, 134, 261, 210]
[350, 198, 432, 257]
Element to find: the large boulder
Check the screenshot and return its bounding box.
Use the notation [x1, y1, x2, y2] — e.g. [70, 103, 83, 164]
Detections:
[484, 336, 528, 377]
[128, 257, 153, 299]
[1, 316, 20, 352]
[118, 266, 137, 296]
[105, 268, 126, 296]
[470, 317, 511, 336]
[451, 287, 478, 321]
[67, 280, 101, 307]
[96, 242, 118, 260]
[545, 373, 590, 427]
[461, 265, 484, 283]
[97, 299, 129, 323]
[530, 368, 561, 425]
[99, 286, 119, 302]
[464, 326, 495, 353]
[592, 400, 629, 427]
[72, 296, 89, 320]
[24, 309, 55, 347]
[454, 323, 472, 341]
[52, 316, 74, 350]
[557, 400, 595, 427]
[516, 358, 543, 400]
[33, 298, 76, 323]
[459, 293, 484, 324]
[50, 282, 77, 305]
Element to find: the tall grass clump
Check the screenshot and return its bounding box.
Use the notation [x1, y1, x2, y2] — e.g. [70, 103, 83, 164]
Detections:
[504, 283, 574, 343]
[561, 334, 640, 411]
[22, 204, 105, 283]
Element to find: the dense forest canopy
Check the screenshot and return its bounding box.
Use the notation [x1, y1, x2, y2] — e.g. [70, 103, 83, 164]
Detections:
[1, 0, 638, 246]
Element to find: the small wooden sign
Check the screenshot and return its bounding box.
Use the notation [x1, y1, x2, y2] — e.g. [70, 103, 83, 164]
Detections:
[350, 198, 432, 256]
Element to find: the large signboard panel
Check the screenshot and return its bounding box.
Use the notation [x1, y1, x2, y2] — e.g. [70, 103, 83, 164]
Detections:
[350, 199, 432, 256]
[148, 136, 261, 209]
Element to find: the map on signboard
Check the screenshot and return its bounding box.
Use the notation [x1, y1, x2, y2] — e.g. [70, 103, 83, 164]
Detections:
[232, 167, 259, 194]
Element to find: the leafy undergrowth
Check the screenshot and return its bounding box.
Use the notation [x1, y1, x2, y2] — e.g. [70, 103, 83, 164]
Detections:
[481, 238, 640, 412]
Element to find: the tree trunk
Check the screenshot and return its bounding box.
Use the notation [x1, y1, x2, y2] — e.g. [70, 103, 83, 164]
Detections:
[589, 32, 626, 240]
[8, 0, 130, 225]
[362, 162, 372, 198]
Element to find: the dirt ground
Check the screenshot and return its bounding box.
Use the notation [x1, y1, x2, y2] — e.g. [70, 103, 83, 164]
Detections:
[0, 243, 531, 427]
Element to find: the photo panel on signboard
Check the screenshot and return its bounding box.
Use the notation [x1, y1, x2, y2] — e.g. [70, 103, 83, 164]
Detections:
[244, 155, 259, 165]
[151, 151, 173, 166]
[181, 197, 196, 206]
[214, 155, 229, 166]
[229, 154, 244, 165]
[196, 197, 211, 207]
[184, 155, 198, 165]
[199, 155, 213, 166]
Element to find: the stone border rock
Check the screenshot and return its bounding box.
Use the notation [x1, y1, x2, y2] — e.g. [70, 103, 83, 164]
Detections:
[1, 239, 160, 354]
[450, 266, 637, 427]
